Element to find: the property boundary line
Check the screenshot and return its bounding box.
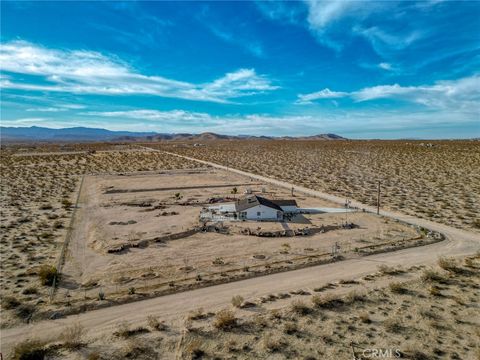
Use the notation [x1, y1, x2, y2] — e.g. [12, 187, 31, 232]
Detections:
[49, 172, 86, 301]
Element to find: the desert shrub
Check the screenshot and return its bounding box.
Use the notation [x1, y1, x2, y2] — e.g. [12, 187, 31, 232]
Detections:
[377, 264, 401, 275]
[184, 338, 204, 359]
[187, 307, 206, 321]
[147, 315, 167, 331]
[262, 333, 285, 352]
[52, 221, 63, 229]
[39, 203, 53, 210]
[421, 269, 445, 283]
[115, 322, 148, 338]
[38, 265, 58, 286]
[61, 323, 85, 349]
[231, 295, 244, 308]
[128, 287, 136, 295]
[289, 300, 310, 315]
[344, 291, 366, 305]
[283, 322, 298, 334]
[120, 338, 156, 359]
[311, 294, 343, 309]
[22, 287, 38, 295]
[11, 339, 47, 360]
[213, 309, 237, 330]
[61, 199, 72, 209]
[15, 304, 35, 321]
[438, 257, 461, 273]
[428, 286, 441, 296]
[2, 296, 20, 309]
[359, 312, 371, 323]
[383, 318, 403, 333]
[98, 291, 105, 301]
[389, 282, 408, 294]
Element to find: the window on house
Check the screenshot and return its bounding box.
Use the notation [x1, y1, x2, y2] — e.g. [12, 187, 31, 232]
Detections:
[257, 212, 261, 216]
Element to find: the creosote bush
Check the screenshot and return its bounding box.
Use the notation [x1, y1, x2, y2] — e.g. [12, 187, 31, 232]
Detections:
[213, 309, 237, 330]
[38, 265, 58, 286]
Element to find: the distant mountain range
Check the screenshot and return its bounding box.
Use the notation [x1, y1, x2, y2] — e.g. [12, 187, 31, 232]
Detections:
[0, 126, 347, 142]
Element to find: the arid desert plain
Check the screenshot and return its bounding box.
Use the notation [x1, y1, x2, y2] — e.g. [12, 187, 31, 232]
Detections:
[1, 140, 479, 360]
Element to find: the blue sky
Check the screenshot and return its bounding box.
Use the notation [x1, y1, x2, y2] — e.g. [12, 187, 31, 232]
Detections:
[1, 1, 479, 138]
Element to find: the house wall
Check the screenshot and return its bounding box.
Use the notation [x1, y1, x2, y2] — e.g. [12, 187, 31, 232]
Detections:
[208, 203, 236, 213]
[242, 205, 281, 220]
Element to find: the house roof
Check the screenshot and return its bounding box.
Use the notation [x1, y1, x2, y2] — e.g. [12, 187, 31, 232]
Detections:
[235, 195, 285, 212]
[271, 199, 298, 207]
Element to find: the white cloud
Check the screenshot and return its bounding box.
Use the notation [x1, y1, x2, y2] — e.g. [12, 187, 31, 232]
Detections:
[297, 75, 480, 112]
[84, 110, 214, 123]
[378, 62, 392, 71]
[26, 107, 65, 112]
[297, 88, 349, 104]
[0, 41, 277, 103]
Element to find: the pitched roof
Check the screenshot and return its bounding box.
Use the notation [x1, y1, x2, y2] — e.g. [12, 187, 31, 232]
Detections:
[271, 199, 298, 207]
[235, 195, 284, 212]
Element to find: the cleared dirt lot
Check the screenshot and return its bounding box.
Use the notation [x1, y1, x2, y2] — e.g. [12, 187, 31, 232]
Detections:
[56, 168, 421, 309]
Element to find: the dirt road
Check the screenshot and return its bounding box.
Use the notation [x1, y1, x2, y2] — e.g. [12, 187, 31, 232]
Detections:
[1, 149, 479, 353]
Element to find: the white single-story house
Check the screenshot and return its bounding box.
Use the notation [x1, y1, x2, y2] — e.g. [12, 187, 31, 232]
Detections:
[202, 194, 356, 222]
[202, 195, 298, 221]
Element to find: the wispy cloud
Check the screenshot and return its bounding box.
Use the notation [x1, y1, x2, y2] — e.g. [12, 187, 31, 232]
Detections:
[0, 41, 278, 103]
[297, 88, 349, 104]
[297, 75, 480, 112]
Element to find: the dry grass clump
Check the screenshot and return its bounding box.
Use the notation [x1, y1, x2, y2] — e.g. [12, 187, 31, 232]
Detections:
[311, 293, 343, 309]
[10, 338, 48, 360]
[231, 295, 244, 308]
[147, 315, 167, 331]
[377, 264, 402, 275]
[115, 321, 149, 338]
[289, 299, 311, 315]
[213, 309, 237, 330]
[262, 333, 286, 352]
[388, 281, 408, 294]
[383, 317, 404, 333]
[438, 257, 462, 273]
[421, 268, 445, 283]
[2, 296, 21, 309]
[61, 323, 86, 349]
[183, 338, 205, 359]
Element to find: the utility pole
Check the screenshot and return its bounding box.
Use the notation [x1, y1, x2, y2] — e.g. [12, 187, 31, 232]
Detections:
[377, 180, 381, 215]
